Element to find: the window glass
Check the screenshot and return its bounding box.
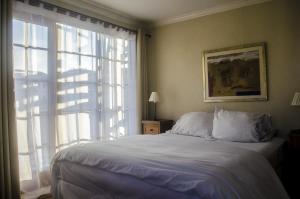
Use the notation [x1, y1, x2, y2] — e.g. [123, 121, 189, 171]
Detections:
[13, 19, 49, 183]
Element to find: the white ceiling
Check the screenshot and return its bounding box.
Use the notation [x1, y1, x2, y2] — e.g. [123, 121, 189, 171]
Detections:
[89, 0, 232, 21]
[74, 0, 271, 26]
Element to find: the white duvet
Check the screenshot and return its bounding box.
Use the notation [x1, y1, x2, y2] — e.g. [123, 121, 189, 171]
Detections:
[51, 134, 289, 199]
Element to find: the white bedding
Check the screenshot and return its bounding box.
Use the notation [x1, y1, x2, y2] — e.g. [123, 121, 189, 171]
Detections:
[51, 134, 288, 199]
[215, 137, 284, 155]
[214, 137, 285, 167]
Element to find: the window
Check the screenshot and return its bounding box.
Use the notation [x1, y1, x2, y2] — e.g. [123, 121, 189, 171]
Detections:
[13, 16, 137, 192]
[13, 19, 51, 184]
[55, 24, 131, 150]
[56, 24, 99, 150]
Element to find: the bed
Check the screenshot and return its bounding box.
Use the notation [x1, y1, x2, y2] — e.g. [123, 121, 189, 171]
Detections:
[51, 133, 288, 199]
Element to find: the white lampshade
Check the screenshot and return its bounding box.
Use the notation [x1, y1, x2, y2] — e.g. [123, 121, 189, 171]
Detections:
[149, 92, 159, 103]
[291, 92, 300, 106]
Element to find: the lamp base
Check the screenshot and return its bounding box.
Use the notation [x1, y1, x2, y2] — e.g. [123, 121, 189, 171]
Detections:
[153, 103, 156, 121]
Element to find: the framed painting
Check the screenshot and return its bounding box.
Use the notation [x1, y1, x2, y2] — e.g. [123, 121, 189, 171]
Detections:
[202, 43, 267, 102]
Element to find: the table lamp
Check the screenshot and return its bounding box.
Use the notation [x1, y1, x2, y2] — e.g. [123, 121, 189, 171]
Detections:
[149, 92, 159, 120]
[291, 92, 300, 106]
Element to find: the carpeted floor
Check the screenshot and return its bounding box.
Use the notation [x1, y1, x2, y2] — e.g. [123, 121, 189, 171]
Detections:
[22, 186, 52, 199]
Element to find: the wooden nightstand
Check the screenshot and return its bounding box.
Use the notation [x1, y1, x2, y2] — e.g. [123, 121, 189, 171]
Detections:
[282, 129, 300, 199]
[142, 120, 173, 135]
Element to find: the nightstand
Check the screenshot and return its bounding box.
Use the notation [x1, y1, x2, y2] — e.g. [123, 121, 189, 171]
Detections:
[282, 129, 300, 199]
[142, 120, 173, 135]
[288, 129, 300, 151]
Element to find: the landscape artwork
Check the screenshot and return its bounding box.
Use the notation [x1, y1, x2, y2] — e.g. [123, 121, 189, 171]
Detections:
[203, 43, 267, 102]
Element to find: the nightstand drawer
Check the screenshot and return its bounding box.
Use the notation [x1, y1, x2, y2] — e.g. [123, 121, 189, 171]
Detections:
[144, 124, 160, 134]
[142, 120, 173, 135]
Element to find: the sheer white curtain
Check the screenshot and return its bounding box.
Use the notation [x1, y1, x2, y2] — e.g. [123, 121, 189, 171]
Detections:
[13, 1, 137, 193]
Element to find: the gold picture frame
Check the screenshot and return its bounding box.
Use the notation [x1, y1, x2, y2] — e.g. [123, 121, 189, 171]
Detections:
[203, 43, 267, 102]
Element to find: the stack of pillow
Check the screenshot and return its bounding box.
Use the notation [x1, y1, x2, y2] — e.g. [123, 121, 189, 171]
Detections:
[168, 108, 275, 142]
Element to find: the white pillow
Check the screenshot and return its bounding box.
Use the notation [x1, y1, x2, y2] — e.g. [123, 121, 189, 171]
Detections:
[212, 109, 274, 142]
[169, 112, 213, 138]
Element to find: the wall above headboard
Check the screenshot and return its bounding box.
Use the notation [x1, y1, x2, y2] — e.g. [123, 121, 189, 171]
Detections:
[148, 0, 300, 135]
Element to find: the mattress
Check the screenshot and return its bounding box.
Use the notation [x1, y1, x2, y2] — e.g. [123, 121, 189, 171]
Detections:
[51, 134, 288, 199]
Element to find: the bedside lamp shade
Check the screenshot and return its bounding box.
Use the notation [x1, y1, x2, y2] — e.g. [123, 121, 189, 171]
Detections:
[149, 92, 159, 103]
[291, 92, 300, 106]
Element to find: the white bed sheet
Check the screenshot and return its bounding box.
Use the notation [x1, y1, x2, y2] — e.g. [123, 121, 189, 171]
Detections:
[214, 137, 284, 156]
[214, 137, 285, 168]
[51, 134, 288, 199]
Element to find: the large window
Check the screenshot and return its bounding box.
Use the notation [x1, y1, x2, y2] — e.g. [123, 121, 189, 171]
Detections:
[13, 16, 137, 192]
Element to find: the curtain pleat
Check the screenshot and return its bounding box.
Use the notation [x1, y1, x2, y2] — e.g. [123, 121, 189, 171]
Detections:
[137, 29, 149, 121]
[0, 0, 21, 199]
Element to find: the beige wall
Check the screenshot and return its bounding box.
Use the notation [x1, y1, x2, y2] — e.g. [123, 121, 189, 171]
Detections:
[148, 0, 300, 135]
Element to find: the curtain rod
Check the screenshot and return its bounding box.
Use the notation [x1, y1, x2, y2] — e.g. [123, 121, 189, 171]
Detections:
[16, 0, 137, 34]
